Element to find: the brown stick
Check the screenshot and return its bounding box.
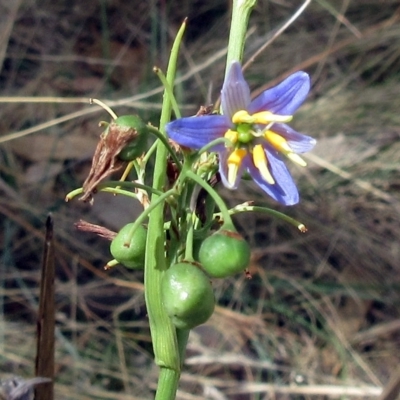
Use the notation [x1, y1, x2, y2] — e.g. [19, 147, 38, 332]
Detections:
[34, 215, 55, 400]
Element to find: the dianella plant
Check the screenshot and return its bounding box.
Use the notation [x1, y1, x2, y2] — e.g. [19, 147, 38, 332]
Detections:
[66, 0, 316, 398]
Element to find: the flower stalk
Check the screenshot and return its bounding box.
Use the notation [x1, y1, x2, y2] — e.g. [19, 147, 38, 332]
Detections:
[225, 0, 257, 76]
[145, 20, 187, 399]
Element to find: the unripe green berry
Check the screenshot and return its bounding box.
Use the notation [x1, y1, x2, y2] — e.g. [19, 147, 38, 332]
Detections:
[115, 115, 148, 161]
[110, 223, 147, 269]
[199, 229, 250, 278]
[162, 262, 215, 330]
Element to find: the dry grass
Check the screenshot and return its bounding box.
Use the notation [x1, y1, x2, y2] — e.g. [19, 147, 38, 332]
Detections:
[1, 0, 400, 399]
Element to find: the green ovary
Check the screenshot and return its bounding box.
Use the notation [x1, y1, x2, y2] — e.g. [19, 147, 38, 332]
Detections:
[236, 123, 254, 144]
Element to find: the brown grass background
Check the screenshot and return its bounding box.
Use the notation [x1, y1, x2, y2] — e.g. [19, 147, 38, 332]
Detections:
[1, 0, 400, 399]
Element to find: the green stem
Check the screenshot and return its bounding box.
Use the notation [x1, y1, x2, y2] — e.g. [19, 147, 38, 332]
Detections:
[225, 0, 257, 76]
[142, 139, 159, 165]
[197, 137, 233, 155]
[145, 20, 187, 400]
[176, 329, 190, 368]
[154, 67, 182, 119]
[105, 258, 119, 268]
[146, 125, 182, 170]
[251, 205, 307, 232]
[184, 170, 233, 228]
[125, 188, 178, 245]
[65, 188, 85, 201]
[246, 207, 305, 231]
[214, 203, 307, 232]
[102, 180, 163, 195]
[65, 186, 139, 202]
[155, 368, 180, 400]
[184, 212, 195, 261]
[64, 180, 164, 202]
[99, 187, 139, 200]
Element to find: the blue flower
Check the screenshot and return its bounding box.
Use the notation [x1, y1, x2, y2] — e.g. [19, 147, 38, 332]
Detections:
[166, 61, 316, 205]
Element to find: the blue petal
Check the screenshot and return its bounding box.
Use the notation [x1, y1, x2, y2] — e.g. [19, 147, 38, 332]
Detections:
[271, 123, 316, 153]
[245, 146, 299, 205]
[221, 61, 251, 118]
[248, 71, 310, 115]
[218, 150, 245, 190]
[166, 115, 230, 149]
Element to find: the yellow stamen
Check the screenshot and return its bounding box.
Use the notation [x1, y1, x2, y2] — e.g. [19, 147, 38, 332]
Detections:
[264, 130, 307, 167]
[252, 111, 293, 124]
[286, 152, 307, 166]
[253, 144, 275, 185]
[264, 130, 291, 151]
[227, 148, 247, 186]
[232, 110, 254, 124]
[232, 110, 292, 125]
[224, 129, 238, 145]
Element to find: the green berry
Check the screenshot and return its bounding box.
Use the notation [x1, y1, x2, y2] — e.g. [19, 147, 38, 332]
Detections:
[110, 223, 147, 269]
[115, 115, 148, 161]
[162, 262, 215, 330]
[199, 229, 251, 278]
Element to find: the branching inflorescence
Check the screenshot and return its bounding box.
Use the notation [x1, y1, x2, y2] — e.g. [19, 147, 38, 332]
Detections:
[67, 5, 316, 399]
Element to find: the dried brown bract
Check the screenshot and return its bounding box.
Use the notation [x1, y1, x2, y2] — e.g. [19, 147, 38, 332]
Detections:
[80, 123, 137, 203]
[195, 104, 214, 116]
[74, 219, 116, 240]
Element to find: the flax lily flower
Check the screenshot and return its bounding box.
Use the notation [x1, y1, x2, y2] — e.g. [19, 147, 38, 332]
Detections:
[166, 61, 316, 205]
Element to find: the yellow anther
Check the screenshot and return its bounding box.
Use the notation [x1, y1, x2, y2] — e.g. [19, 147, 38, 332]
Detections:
[224, 129, 238, 145]
[232, 110, 254, 124]
[232, 110, 292, 125]
[286, 152, 307, 166]
[227, 148, 247, 186]
[252, 144, 275, 185]
[227, 148, 247, 166]
[252, 111, 292, 124]
[264, 130, 307, 167]
[264, 130, 291, 152]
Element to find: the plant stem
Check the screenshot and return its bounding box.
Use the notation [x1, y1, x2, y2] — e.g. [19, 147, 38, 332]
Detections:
[225, 0, 257, 76]
[184, 212, 195, 261]
[145, 20, 187, 400]
[153, 67, 182, 119]
[185, 170, 234, 228]
[176, 329, 190, 368]
[213, 203, 307, 232]
[155, 368, 180, 400]
[125, 188, 178, 245]
[146, 125, 182, 169]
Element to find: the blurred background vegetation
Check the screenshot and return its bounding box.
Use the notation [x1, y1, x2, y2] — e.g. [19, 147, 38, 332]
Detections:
[1, 0, 400, 399]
